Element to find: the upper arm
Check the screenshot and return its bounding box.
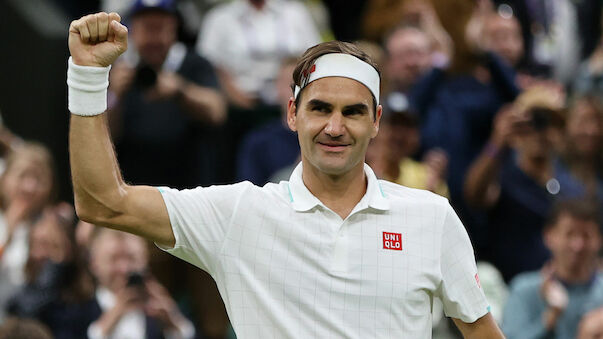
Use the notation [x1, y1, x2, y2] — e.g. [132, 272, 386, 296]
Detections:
[453, 313, 505, 339]
[89, 185, 175, 248]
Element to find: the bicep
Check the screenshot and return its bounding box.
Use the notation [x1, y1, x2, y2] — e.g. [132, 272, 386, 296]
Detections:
[453, 313, 505, 339]
[104, 185, 174, 247]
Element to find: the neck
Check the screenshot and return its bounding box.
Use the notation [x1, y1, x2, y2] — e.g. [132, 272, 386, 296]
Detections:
[553, 260, 597, 284]
[301, 160, 367, 219]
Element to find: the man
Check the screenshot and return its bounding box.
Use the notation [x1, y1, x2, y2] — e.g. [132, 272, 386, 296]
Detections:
[66, 12, 503, 338]
[108, 0, 225, 188]
[502, 200, 603, 338]
[87, 228, 194, 339]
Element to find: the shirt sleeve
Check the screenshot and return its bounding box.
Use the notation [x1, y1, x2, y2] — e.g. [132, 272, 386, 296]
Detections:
[155, 182, 253, 275]
[436, 203, 490, 323]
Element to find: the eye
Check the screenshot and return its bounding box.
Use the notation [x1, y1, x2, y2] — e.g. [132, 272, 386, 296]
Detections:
[312, 105, 331, 113]
[343, 108, 364, 116]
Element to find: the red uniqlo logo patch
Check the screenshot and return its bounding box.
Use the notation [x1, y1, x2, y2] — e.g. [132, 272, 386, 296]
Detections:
[475, 273, 481, 288]
[382, 232, 402, 251]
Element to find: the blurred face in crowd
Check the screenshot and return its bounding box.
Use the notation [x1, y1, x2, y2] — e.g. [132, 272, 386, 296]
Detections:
[130, 11, 177, 68]
[545, 213, 601, 274]
[512, 109, 557, 161]
[288, 77, 381, 176]
[483, 14, 523, 67]
[90, 231, 148, 293]
[29, 212, 71, 266]
[567, 99, 603, 159]
[386, 28, 431, 90]
[1, 152, 53, 214]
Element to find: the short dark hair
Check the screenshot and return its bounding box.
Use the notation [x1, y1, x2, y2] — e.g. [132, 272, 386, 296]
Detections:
[291, 41, 381, 117]
[544, 199, 602, 231]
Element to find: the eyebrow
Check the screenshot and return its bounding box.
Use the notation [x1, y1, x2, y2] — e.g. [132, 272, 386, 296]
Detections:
[306, 99, 369, 113]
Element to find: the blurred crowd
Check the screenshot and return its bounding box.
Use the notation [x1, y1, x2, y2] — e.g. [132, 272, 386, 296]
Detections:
[1, 0, 603, 338]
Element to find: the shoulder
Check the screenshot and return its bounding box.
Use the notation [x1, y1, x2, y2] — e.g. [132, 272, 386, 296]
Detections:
[379, 179, 449, 208]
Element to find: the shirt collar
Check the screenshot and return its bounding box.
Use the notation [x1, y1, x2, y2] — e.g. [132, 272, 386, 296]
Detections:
[287, 162, 390, 212]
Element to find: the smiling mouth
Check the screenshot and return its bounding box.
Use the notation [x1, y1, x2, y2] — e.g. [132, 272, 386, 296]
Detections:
[317, 142, 349, 152]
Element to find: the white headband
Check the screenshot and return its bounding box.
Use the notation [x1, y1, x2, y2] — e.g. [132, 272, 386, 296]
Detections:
[294, 53, 380, 105]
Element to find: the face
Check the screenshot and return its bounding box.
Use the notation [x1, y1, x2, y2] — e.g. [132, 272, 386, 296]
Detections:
[386, 29, 431, 89]
[29, 213, 71, 266]
[483, 15, 524, 67]
[130, 12, 177, 68]
[545, 213, 601, 273]
[1, 156, 53, 213]
[567, 100, 603, 158]
[90, 233, 148, 293]
[287, 77, 382, 176]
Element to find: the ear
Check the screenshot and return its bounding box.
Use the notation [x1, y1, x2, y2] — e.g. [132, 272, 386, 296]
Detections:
[371, 104, 383, 138]
[287, 97, 298, 132]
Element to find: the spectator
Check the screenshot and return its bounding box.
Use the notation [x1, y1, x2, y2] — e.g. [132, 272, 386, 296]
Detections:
[367, 110, 449, 197]
[464, 87, 566, 282]
[7, 205, 97, 339]
[493, 0, 602, 84]
[108, 0, 225, 188]
[574, 35, 603, 96]
[502, 200, 603, 339]
[236, 57, 300, 185]
[196, 0, 320, 108]
[382, 26, 434, 112]
[0, 143, 55, 322]
[554, 94, 603, 203]
[409, 0, 520, 252]
[87, 228, 195, 339]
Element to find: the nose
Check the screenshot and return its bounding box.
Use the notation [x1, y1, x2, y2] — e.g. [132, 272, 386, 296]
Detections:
[20, 176, 40, 195]
[569, 236, 586, 252]
[324, 112, 345, 137]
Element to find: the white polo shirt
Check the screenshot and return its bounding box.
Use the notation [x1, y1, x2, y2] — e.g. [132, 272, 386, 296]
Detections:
[158, 163, 489, 338]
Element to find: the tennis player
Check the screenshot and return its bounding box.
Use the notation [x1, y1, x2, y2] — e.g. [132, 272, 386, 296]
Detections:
[67, 12, 504, 338]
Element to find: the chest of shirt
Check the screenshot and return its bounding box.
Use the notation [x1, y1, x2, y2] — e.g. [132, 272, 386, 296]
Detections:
[217, 205, 441, 306]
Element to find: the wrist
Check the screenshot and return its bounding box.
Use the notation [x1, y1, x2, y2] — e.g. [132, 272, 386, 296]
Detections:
[67, 57, 111, 116]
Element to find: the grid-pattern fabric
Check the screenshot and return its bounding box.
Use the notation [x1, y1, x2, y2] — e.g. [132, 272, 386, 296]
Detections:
[157, 163, 489, 338]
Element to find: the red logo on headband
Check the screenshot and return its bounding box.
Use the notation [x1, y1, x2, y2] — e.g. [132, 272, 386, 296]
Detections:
[309, 64, 316, 74]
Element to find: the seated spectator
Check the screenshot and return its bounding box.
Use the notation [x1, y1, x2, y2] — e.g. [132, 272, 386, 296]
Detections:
[577, 307, 603, 339]
[464, 87, 565, 282]
[382, 26, 437, 113]
[493, 0, 602, 84]
[87, 228, 195, 339]
[236, 57, 299, 185]
[554, 94, 603, 203]
[196, 0, 320, 108]
[502, 200, 603, 338]
[108, 0, 225, 188]
[7, 205, 97, 339]
[0, 143, 55, 321]
[367, 110, 449, 197]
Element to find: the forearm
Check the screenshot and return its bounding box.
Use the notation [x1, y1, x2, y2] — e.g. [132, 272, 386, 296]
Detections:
[180, 84, 226, 125]
[69, 114, 127, 223]
[454, 313, 505, 339]
[463, 142, 504, 208]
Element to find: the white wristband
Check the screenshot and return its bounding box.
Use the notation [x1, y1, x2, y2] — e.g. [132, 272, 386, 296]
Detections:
[67, 57, 111, 116]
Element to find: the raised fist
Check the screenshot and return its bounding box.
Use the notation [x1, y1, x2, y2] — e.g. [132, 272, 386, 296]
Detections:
[68, 12, 128, 67]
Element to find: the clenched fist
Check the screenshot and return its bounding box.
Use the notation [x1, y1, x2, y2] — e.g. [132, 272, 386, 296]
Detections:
[68, 12, 128, 67]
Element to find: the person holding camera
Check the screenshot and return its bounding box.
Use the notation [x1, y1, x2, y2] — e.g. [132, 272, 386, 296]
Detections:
[87, 228, 194, 339]
[107, 0, 225, 189]
[464, 86, 566, 283]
